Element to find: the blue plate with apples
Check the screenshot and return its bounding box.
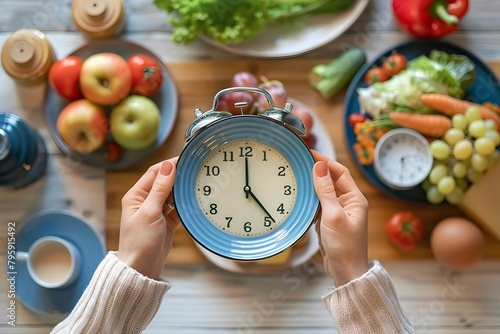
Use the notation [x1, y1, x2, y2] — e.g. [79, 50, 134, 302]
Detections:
[44, 39, 178, 170]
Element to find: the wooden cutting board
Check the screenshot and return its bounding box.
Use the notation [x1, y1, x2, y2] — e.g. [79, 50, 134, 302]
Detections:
[105, 59, 500, 263]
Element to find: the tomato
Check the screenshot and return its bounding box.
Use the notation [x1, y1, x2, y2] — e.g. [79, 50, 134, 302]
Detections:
[382, 53, 407, 77]
[127, 54, 163, 97]
[364, 67, 389, 85]
[347, 112, 366, 127]
[106, 140, 123, 163]
[48, 56, 84, 100]
[386, 211, 425, 251]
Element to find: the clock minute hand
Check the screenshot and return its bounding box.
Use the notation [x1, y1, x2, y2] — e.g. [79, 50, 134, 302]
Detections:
[244, 157, 249, 198]
[244, 186, 276, 223]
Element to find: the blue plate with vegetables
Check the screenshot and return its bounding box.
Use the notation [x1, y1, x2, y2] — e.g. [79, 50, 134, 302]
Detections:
[344, 39, 500, 205]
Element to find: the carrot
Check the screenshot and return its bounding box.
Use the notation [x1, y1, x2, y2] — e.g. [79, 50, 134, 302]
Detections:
[389, 112, 452, 137]
[421, 93, 500, 129]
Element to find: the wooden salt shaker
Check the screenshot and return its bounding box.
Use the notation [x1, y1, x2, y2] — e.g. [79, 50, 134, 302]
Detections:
[1, 29, 56, 85]
[71, 0, 126, 38]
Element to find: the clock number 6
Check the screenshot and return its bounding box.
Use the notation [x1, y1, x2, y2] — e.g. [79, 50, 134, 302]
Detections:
[244, 222, 252, 233]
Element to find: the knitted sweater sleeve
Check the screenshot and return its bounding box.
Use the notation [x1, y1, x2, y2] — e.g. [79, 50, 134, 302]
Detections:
[322, 260, 414, 334]
[51, 252, 170, 334]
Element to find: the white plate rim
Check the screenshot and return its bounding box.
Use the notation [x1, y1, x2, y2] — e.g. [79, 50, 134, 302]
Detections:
[199, 0, 369, 58]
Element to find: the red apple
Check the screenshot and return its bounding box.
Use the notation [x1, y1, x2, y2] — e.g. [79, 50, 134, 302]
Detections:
[56, 99, 108, 153]
[79, 53, 132, 106]
[109, 95, 161, 150]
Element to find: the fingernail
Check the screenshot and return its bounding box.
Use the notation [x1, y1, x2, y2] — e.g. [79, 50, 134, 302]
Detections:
[314, 161, 328, 177]
[160, 161, 173, 176]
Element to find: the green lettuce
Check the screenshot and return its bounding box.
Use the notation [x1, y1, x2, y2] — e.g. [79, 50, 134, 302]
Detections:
[358, 50, 476, 118]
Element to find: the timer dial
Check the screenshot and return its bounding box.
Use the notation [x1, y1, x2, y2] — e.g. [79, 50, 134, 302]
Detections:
[374, 128, 433, 190]
[196, 140, 297, 237]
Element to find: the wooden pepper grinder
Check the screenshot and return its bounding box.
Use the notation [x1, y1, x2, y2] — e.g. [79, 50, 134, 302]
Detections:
[1, 28, 56, 85]
[71, 0, 126, 38]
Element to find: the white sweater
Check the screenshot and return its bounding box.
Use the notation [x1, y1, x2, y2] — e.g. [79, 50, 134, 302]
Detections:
[52, 252, 414, 333]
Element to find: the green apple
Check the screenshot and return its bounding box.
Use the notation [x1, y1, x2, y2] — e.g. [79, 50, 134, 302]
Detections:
[110, 95, 161, 150]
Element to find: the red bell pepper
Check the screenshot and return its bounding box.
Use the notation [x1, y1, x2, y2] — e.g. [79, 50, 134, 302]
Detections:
[392, 0, 469, 38]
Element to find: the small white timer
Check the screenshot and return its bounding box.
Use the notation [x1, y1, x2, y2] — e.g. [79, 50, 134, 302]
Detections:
[374, 128, 433, 190]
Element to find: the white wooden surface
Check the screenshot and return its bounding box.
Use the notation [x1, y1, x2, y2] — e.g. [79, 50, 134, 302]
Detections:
[1, 0, 499, 333]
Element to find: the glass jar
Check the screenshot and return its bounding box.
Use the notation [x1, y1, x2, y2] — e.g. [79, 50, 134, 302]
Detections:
[0, 113, 48, 189]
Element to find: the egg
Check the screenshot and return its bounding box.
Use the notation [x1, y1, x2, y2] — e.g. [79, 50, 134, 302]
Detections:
[431, 217, 485, 270]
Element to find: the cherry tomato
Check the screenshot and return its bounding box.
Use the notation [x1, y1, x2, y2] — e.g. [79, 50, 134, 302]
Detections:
[364, 67, 389, 85]
[106, 140, 123, 163]
[347, 112, 366, 127]
[386, 211, 425, 251]
[48, 56, 84, 100]
[382, 53, 407, 77]
[128, 54, 163, 97]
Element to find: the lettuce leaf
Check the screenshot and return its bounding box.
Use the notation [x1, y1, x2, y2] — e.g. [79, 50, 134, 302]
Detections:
[358, 50, 476, 118]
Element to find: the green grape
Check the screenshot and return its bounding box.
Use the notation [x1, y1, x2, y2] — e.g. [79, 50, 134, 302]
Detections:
[455, 177, 469, 191]
[474, 137, 496, 155]
[465, 107, 482, 123]
[421, 178, 432, 191]
[443, 128, 464, 146]
[466, 166, 483, 183]
[452, 161, 467, 178]
[453, 139, 473, 160]
[426, 186, 445, 204]
[429, 164, 448, 184]
[471, 153, 488, 172]
[430, 140, 450, 160]
[437, 175, 456, 195]
[484, 129, 500, 146]
[487, 150, 500, 169]
[452, 114, 468, 130]
[485, 119, 498, 131]
[446, 187, 464, 205]
[468, 119, 487, 138]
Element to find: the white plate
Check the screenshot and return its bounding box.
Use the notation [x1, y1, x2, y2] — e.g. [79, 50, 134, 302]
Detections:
[196, 99, 335, 273]
[199, 0, 369, 58]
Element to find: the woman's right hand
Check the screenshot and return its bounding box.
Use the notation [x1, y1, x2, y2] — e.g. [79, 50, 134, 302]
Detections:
[312, 151, 369, 287]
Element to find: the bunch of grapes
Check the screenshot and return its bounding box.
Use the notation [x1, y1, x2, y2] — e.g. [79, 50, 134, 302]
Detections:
[424, 107, 500, 204]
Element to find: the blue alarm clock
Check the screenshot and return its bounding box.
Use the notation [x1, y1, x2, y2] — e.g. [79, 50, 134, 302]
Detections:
[173, 87, 319, 261]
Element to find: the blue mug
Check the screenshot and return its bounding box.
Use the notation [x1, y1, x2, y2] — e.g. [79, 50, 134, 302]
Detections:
[0, 112, 47, 188]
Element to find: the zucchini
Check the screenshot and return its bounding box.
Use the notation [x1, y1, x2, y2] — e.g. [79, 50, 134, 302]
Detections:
[309, 47, 366, 100]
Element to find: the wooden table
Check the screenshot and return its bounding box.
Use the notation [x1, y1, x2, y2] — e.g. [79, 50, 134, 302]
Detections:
[1, 0, 500, 332]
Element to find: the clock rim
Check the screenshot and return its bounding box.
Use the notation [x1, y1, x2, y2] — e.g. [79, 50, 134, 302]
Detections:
[173, 115, 319, 261]
[373, 128, 433, 190]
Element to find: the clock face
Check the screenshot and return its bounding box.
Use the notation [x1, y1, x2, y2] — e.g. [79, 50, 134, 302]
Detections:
[196, 140, 297, 237]
[174, 115, 319, 261]
[374, 129, 433, 190]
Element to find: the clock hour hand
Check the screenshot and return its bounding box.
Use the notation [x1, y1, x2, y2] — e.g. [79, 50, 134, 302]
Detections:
[399, 156, 405, 181]
[244, 186, 276, 223]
